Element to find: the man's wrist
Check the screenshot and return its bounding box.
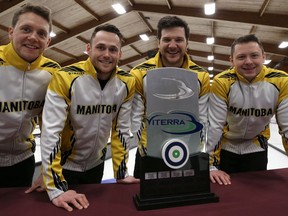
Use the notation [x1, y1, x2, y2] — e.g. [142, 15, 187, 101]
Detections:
[210, 166, 219, 171]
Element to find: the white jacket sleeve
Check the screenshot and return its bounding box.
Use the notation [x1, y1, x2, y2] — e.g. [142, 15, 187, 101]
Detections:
[41, 89, 69, 200]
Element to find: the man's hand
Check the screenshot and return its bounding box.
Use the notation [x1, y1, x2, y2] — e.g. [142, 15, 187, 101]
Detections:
[25, 174, 45, 193]
[117, 176, 140, 184]
[210, 170, 231, 185]
[52, 190, 89, 212]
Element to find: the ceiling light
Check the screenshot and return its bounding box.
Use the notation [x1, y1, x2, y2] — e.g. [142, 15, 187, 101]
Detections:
[204, 2, 215, 15]
[112, 3, 126, 14]
[209, 74, 214, 78]
[208, 66, 214, 71]
[206, 37, 215, 45]
[208, 55, 214, 61]
[49, 31, 56, 37]
[139, 34, 149, 41]
[278, 41, 288, 48]
[264, 59, 271, 65]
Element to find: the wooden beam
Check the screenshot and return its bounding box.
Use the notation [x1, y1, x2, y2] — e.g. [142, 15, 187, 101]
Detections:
[132, 4, 288, 29]
[259, 0, 271, 17]
[0, 24, 8, 32]
[0, 0, 25, 13]
[188, 33, 288, 57]
[188, 49, 230, 62]
[128, 0, 135, 7]
[50, 47, 78, 59]
[129, 45, 142, 56]
[59, 30, 287, 69]
[52, 20, 70, 34]
[166, 0, 172, 9]
[48, 5, 134, 47]
[60, 55, 87, 67]
[126, 65, 133, 69]
[74, 0, 100, 21]
[118, 52, 149, 66]
[76, 36, 89, 44]
[249, 26, 257, 34]
[122, 31, 155, 46]
[136, 12, 153, 32]
[196, 60, 230, 75]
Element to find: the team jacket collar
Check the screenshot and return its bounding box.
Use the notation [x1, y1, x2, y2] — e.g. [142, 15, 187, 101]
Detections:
[3, 42, 43, 71]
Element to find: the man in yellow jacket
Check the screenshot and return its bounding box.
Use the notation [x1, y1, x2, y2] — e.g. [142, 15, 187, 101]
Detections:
[130, 16, 210, 178]
[0, 4, 60, 187]
[207, 34, 288, 185]
[39, 24, 138, 212]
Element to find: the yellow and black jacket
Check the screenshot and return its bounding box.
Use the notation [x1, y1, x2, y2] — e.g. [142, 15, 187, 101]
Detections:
[0, 43, 59, 167]
[40, 58, 135, 200]
[207, 66, 288, 168]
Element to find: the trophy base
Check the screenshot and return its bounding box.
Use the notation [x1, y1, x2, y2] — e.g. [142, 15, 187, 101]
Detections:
[133, 191, 219, 210]
[133, 153, 219, 210]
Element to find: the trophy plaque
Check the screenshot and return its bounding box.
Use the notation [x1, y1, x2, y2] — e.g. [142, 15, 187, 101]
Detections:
[133, 68, 219, 210]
